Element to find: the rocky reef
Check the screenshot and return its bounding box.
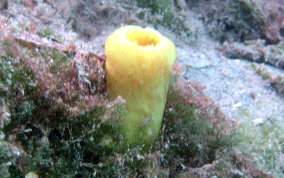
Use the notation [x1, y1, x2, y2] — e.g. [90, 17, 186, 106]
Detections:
[0, 0, 283, 177]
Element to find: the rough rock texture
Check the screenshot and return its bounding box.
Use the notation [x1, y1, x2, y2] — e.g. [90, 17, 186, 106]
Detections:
[258, 0, 284, 43]
[221, 41, 284, 96]
[222, 41, 284, 69]
[252, 63, 284, 97]
[185, 0, 284, 43]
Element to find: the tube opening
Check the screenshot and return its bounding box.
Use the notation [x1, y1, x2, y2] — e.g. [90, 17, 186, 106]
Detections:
[126, 29, 160, 46]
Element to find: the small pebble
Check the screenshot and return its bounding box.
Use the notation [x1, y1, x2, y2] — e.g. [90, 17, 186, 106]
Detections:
[25, 172, 39, 178]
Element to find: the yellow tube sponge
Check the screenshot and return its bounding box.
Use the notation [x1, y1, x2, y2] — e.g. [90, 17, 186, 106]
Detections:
[105, 25, 176, 145]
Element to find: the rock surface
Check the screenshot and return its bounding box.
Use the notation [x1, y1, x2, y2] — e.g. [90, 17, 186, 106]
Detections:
[0, 0, 283, 177]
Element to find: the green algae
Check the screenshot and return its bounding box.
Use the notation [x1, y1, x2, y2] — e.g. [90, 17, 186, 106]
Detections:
[0, 47, 240, 176]
[236, 119, 284, 177]
[37, 28, 54, 39]
[137, 0, 172, 14]
[160, 79, 238, 175]
[0, 38, 277, 177]
[136, 0, 187, 36]
[37, 28, 64, 43]
[0, 55, 237, 177]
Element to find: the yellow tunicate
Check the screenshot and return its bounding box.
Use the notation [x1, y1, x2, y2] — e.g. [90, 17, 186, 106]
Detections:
[105, 25, 176, 145]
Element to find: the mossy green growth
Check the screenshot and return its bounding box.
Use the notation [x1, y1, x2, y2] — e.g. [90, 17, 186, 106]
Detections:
[136, 0, 176, 26]
[16, 43, 73, 75]
[0, 40, 148, 176]
[37, 28, 53, 38]
[0, 53, 238, 177]
[160, 78, 237, 172]
[0, 42, 38, 178]
[236, 118, 284, 177]
[0, 142, 14, 178]
[0, 52, 123, 175]
[0, 40, 239, 176]
[37, 28, 64, 42]
[0, 44, 37, 99]
[137, 0, 172, 13]
[0, 39, 264, 177]
[136, 0, 192, 39]
[251, 64, 271, 81]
